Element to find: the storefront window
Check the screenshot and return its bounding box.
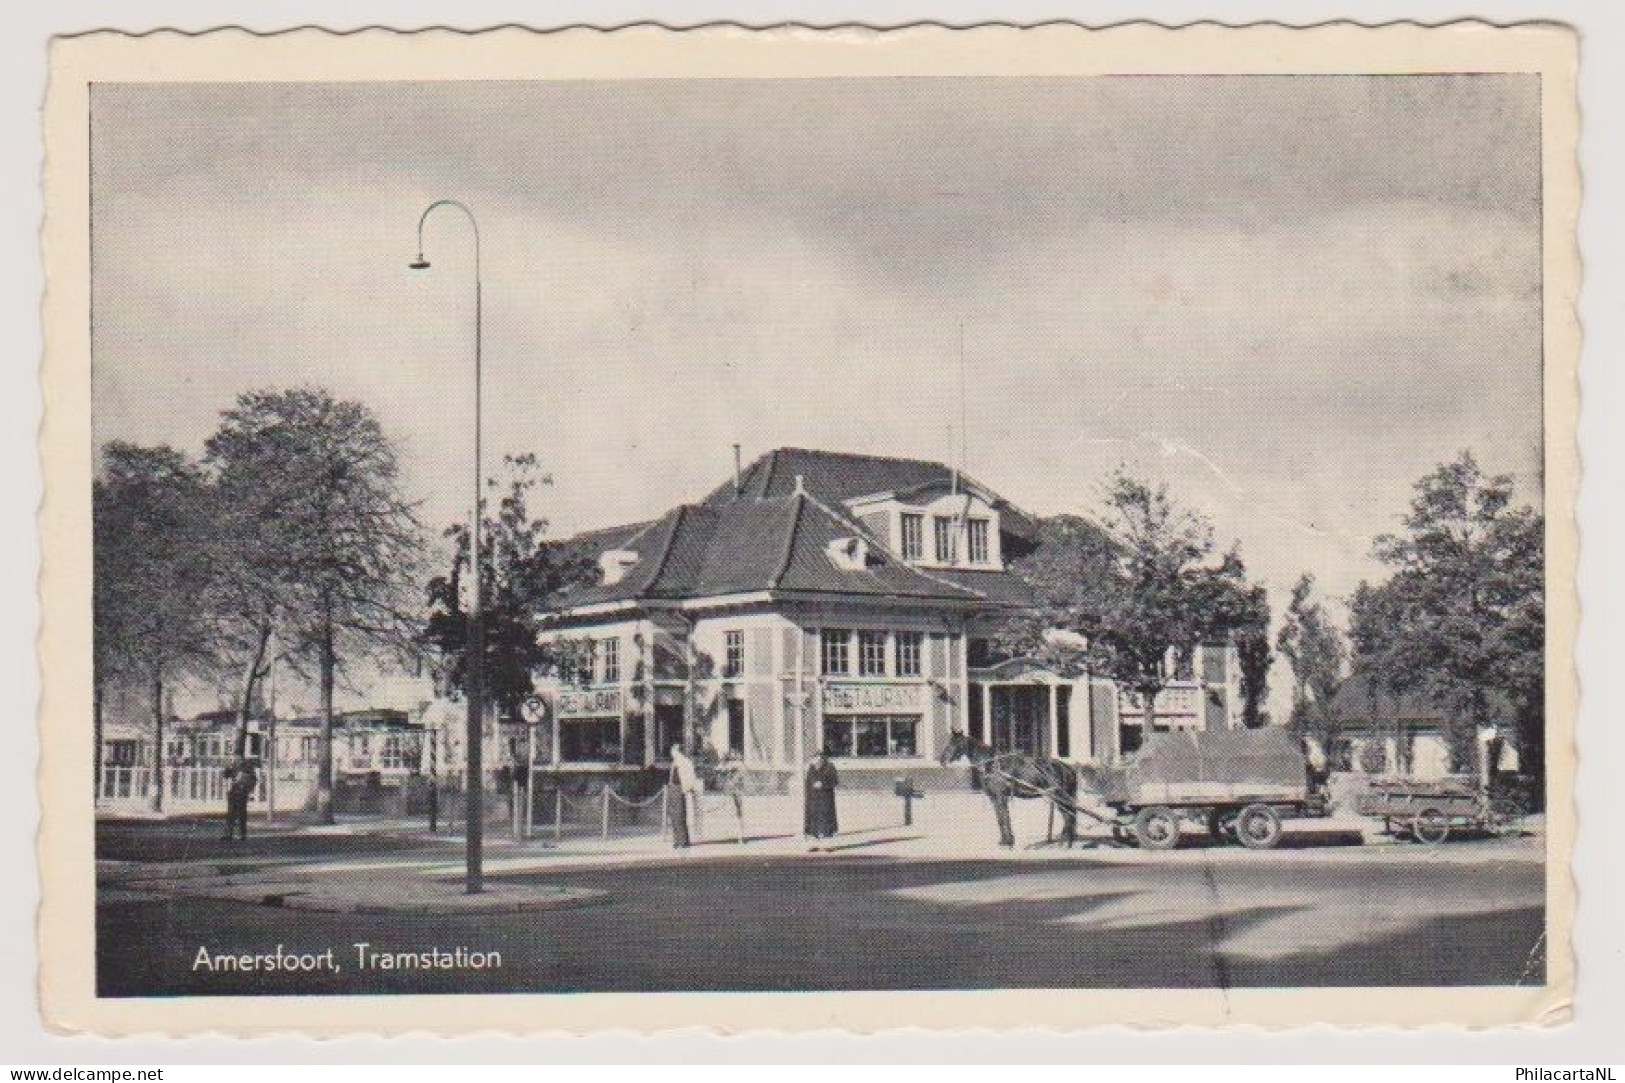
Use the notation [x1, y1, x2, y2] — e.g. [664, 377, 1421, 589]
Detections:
[822, 715, 919, 758]
[855, 716, 889, 756]
[560, 717, 621, 762]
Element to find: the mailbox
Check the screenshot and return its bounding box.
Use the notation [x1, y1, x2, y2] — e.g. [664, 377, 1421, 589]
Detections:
[894, 776, 925, 826]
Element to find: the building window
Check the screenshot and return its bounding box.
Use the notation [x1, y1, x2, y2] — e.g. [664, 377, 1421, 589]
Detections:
[106, 740, 139, 767]
[900, 512, 924, 560]
[560, 717, 621, 763]
[723, 630, 745, 678]
[821, 629, 851, 676]
[967, 519, 990, 564]
[895, 631, 923, 677]
[858, 631, 888, 677]
[381, 733, 418, 770]
[821, 715, 920, 758]
[727, 698, 746, 755]
[933, 516, 955, 562]
[599, 638, 620, 684]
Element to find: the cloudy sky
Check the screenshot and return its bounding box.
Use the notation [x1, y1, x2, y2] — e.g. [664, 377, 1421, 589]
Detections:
[91, 76, 1543, 646]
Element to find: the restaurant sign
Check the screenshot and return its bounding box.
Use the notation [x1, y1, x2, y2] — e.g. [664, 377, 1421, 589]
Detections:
[822, 682, 923, 714]
[556, 687, 622, 718]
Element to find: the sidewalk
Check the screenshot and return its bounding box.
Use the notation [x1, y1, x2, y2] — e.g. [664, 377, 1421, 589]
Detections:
[107, 790, 1543, 882]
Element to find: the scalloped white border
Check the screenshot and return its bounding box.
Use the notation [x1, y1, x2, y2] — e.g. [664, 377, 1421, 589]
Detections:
[37, 21, 1580, 1036]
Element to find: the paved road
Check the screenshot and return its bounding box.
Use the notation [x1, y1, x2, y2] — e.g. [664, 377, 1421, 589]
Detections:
[97, 844, 1544, 996]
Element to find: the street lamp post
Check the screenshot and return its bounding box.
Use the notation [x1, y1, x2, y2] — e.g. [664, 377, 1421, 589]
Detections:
[410, 199, 485, 894]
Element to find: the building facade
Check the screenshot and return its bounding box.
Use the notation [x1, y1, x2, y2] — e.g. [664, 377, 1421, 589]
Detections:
[532, 449, 1243, 786]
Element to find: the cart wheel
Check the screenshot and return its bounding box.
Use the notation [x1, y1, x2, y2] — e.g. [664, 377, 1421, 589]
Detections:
[1235, 804, 1284, 850]
[1411, 808, 1451, 845]
[1132, 806, 1181, 851]
[1207, 810, 1235, 842]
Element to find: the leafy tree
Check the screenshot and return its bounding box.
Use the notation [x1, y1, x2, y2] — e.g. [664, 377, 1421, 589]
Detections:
[421, 454, 596, 725]
[1369, 452, 1544, 783]
[204, 388, 421, 821]
[92, 443, 218, 810]
[1007, 470, 1264, 740]
[1348, 576, 1412, 769]
[1276, 573, 1347, 750]
[1232, 584, 1273, 727]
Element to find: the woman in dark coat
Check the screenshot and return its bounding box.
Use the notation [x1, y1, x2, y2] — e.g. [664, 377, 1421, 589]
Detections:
[803, 749, 839, 842]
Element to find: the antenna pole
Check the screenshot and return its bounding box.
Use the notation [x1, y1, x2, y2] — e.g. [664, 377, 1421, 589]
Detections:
[949, 318, 962, 481]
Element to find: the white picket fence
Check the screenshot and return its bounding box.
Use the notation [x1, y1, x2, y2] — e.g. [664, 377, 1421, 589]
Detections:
[95, 764, 317, 815]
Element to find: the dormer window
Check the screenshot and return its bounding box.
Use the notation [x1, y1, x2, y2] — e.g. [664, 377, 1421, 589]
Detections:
[826, 536, 870, 571]
[598, 549, 639, 585]
[933, 516, 955, 563]
[967, 518, 990, 565]
[899, 513, 924, 561]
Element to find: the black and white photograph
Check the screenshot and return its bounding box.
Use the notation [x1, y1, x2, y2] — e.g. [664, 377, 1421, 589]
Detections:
[36, 23, 1578, 1034]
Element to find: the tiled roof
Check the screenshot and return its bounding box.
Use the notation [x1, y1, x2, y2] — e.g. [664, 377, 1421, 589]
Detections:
[1325, 672, 1515, 726]
[555, 493, 998, 610]
[705, 448, 1038, 537]
[553, 448, 1042, 611]
[928, 567, 1040, 607]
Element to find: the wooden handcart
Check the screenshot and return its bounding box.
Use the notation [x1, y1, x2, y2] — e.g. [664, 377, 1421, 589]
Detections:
[1356, 777, 1520, 844]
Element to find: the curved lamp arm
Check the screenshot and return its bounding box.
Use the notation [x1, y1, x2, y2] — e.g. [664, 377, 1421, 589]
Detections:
[411, 198, 481, 275]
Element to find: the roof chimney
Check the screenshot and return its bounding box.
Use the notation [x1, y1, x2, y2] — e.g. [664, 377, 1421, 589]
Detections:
[793, 474, 806, 496]
[732, 443, 742, 495]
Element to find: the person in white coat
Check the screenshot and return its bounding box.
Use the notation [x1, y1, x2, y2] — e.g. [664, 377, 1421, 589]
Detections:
[669, 744, 702, 846]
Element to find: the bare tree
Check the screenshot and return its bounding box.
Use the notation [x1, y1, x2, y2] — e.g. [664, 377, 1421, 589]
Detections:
[205, 388, 422, 821]
[92, 442, 218, 810]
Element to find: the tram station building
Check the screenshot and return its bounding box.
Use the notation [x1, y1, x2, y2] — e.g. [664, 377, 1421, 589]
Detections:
[534, 448, 1243, 785]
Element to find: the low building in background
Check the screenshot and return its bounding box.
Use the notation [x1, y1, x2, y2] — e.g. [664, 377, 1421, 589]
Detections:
[1322, 673, 1519, 779]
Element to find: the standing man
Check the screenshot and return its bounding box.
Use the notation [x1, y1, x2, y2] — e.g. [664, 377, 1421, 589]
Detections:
[222, 753, 260, 841]
[668, 743, 700, 848]
[804, 748, 839, 849]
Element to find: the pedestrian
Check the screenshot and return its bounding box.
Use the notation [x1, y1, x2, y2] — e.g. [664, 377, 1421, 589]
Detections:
[221, 753, 259, 841]
[718, 750, 746, 843]
[668, 743, 700, 848]
[804, 747, 839, 848]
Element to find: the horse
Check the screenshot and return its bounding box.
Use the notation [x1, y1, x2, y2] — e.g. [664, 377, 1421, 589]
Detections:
[939, 729, 1083, 848]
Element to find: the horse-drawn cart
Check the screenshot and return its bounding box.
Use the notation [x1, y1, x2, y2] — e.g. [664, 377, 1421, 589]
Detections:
[1089, 727, 1330, 851]
[1355, 777, 1518, 844]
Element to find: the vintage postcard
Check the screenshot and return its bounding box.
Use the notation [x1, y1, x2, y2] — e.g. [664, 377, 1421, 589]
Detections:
[39, 23, 1578, 1034]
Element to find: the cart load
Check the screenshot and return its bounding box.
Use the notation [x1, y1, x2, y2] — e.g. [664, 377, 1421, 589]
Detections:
[1356, 776, 1518, 844]
[1086, 727, 1329, 850]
